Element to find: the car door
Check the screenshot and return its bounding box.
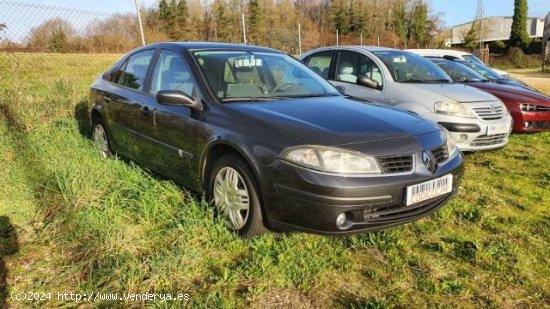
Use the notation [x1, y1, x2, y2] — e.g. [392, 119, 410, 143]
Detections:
[331, 50, 385, 103]
[106, 49, 156, 161]
[146, 49, 204, 186]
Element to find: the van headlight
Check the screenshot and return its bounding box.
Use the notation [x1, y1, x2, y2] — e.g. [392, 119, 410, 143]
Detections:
[434, 100, 476, 118]
[281, 146, 381, 174]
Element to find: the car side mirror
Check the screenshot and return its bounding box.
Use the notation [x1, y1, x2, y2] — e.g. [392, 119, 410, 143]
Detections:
[335, 85, 346, 94]
[156, 90, 203, 111]
[357, 76, 381, 90]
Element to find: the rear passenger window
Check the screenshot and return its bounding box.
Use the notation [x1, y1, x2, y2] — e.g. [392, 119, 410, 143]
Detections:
[117, 49, 155, 91]
[305, 51, 333, 78]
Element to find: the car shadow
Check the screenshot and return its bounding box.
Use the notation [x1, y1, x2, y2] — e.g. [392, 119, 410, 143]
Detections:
[74, 100, 91, 138]
[0, 216, 19, 306]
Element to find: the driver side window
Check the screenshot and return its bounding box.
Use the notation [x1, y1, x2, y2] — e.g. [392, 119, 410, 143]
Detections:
[150, 50, 195, 97]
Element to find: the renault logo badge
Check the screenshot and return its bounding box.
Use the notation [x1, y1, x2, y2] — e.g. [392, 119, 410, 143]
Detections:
[422, 151, 436, 173]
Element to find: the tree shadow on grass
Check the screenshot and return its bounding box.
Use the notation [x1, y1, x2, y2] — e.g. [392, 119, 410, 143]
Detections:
[0, 216, 19, 307]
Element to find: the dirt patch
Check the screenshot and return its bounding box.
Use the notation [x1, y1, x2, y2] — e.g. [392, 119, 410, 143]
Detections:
[507, 69, 550, 95]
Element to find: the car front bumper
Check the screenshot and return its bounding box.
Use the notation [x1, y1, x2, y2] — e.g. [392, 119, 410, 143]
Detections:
[260, 150, 464, 235]
[436, 115, 513, 152]
[511, 110, 550, 133]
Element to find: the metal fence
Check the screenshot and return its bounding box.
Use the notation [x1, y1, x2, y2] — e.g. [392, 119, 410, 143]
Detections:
[0, 0, 142, 53]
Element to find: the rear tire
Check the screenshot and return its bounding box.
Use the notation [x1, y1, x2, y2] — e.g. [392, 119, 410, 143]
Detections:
[208, 154, 267, 238]
[92, 118, 112, 159]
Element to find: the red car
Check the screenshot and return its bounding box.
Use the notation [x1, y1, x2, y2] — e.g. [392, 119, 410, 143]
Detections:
[429, 58, 550, 133]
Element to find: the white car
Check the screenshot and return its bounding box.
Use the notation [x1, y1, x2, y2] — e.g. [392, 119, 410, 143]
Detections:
[406, 49, 509, 78]
[300, 46, 513, 152]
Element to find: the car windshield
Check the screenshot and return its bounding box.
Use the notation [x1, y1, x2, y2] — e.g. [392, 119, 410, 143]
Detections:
[459, 60, 502, 80]
[192, 50, 341, 102]
[435, 61, 488, 82]
[462, 54, 487, 66]
[373, 51, 452, 83]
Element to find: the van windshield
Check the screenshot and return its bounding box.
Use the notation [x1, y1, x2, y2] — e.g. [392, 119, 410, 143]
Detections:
[373, 51, 452, 83]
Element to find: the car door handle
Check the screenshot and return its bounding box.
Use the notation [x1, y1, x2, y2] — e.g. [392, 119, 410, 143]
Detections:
[103, 95, 112, 102]
[140, 105, 151, 116]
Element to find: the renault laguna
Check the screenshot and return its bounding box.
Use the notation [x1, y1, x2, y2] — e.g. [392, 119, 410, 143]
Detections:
[89, 42, 464, 237]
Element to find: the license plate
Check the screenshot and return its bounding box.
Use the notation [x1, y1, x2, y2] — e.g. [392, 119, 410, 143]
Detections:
[487, 122, 509, 135]
[406, 174, 453, 206]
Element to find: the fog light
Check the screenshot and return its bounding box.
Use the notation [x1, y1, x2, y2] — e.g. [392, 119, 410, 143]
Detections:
[336, 213, 351, 230]
[457, 134, 468, 142]
[524, 121, 530, 128]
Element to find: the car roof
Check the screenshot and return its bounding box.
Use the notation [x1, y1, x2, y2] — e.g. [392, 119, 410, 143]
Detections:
[300, 45, 403, 58]
[134, 42, 282, 53]
[407, 49, 471, 57]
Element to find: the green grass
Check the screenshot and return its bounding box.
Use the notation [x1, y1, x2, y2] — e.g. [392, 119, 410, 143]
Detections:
[0, 53, 549, 308]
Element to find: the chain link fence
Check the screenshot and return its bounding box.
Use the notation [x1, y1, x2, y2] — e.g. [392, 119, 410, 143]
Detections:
[0, 0, 142, 53]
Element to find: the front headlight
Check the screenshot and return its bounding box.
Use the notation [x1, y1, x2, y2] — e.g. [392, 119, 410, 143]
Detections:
[434, 100, 477, 118]
[439, 126, 458, 156]
[281, 145, 381, 174]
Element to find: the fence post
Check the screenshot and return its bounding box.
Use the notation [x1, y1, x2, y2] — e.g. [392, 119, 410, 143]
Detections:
[134, 0, 146, 45]
[377, 36, 380, 46]
[360, 33, 363, 45]
[336, 29, 339, 46]
[298, 23, 302, 55]
[242, 13, 247, 44]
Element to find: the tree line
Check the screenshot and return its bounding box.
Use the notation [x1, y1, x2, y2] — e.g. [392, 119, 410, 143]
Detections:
[0, 0, 446, 54]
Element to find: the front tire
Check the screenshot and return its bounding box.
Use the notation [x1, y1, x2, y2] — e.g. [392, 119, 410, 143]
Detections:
[92, 118, 112, 159]
[208, 154, 267, 238]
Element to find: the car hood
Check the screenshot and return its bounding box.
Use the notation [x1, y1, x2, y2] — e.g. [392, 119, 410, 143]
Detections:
[467, 82, 550, 106]
[409, 83, 498, 102]
[226, 96, 439, 146]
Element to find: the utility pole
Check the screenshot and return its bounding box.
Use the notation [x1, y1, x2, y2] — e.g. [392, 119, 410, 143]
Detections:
[134, 0, 146, 45]
[475, 0, 484, 49]
[242, 13, 247, 44]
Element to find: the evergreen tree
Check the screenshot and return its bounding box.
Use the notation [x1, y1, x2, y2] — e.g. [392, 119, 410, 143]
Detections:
[176, 0, 188, 39]
[249, 0, 262, 44]
[463, 21, 480, 50]
[411, 0, 427, 45]
[164, 0, 178, 39]
[159, 0, 169, 20]
[330, 0, 348, 34]
[393, 1, 408, 43]
[509, 0, 530, 48]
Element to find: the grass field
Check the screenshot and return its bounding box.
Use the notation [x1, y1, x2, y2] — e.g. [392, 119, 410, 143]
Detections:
[0, 53, 549, 308]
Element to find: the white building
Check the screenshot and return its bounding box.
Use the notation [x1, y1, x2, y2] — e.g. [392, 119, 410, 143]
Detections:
[448, 16, 545, 45]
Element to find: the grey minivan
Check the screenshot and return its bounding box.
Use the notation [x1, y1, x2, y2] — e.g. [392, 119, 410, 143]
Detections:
[300, 46, 513, 151]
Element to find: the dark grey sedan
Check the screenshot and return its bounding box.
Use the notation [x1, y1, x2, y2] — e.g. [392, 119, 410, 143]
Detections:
[89, 42, 464, 237]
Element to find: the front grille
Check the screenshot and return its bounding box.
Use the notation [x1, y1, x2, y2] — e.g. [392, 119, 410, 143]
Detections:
[361, 192, 452, 226]
[530, 121, 550, 129]
[521, 104, 550, 112]
[377, 155, 413, 174]
[470, 133, 508, 147]
[471, 103, 506, 120]
[431, 144, 449, 163]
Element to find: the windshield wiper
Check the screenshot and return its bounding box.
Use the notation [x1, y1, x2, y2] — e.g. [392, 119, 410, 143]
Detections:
[221, 96, 280, 103]
[280, 93, 339, 98]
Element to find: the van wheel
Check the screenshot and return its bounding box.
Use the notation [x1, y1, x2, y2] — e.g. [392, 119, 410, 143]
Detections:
[208, 154, 267, 238]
